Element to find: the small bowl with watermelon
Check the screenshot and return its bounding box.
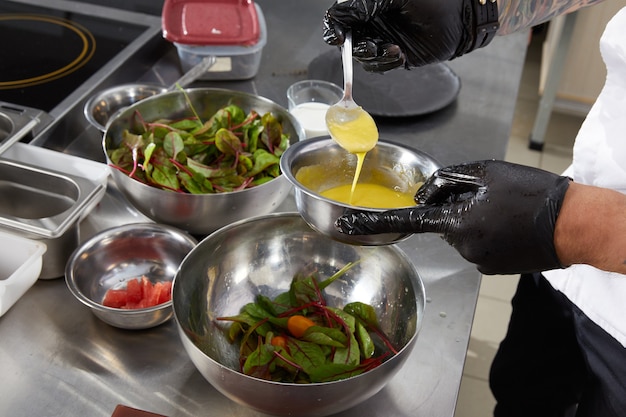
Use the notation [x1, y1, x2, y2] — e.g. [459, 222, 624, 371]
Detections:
[65, 223, 197, 329]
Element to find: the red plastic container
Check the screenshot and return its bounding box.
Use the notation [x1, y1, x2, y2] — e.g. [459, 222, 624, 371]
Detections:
[162, 0, 266, 80]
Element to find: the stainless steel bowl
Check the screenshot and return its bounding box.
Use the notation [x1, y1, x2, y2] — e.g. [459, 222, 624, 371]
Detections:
[173, 213, 425, 417]
[104, 88, 305, 236]
[280, 137, 441, 245]
[65, 223, 197, 330]
[84, 83, 167, 132]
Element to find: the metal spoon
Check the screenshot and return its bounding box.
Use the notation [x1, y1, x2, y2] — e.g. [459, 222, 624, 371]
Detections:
[324, 27, 378, 154]
[98, 57, 217, 131]
[167, 56, 216, 91]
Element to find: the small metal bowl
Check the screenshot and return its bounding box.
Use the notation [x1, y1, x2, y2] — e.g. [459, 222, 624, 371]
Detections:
[84, 84, 167, 132]
[280, 137, 441, 246]
[173, 213, 425, 417]
[65, 223, 197, 330]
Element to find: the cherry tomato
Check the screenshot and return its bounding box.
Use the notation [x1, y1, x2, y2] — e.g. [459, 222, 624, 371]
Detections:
[270, 335, 287, 348]
[287, 315, 315, 338]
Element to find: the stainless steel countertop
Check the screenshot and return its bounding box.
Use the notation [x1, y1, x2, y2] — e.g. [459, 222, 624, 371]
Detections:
[0, 1, 529, 416]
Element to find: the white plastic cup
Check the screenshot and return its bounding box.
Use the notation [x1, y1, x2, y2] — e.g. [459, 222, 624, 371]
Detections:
[286, 80, 343, 139]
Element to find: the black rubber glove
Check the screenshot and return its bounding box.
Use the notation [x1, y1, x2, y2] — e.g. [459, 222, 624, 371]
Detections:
[335, 160, 572, 275]
[323, 0, 496, 72]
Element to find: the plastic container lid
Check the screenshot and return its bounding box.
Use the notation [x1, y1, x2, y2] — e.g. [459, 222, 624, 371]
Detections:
[162, 0, 260, 46]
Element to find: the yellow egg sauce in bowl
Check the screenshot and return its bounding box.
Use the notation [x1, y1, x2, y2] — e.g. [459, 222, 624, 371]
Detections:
[280, 137, 441, 245]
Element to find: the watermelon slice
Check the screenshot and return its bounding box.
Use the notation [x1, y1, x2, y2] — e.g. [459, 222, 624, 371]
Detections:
[102, 276, 172, 309]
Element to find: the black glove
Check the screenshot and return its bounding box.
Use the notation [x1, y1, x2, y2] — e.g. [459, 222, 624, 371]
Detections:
[323, 0, 499, 72]
[335, 160, 572, 275]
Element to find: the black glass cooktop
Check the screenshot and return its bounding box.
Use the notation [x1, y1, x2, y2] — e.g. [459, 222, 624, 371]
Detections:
[0, 1, 150, 113]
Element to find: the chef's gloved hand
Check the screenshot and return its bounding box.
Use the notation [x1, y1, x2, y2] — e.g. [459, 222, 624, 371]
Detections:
[335, 160, 572, 275]
[323, 0, 499, 72]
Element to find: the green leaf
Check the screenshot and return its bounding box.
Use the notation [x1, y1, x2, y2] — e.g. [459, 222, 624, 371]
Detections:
[187, 158, 234, 179]
[318, 261, 359, 290]
[328, 307, 356, 333]
[260, 112, 283, 151]
[343, 302, 380, 328]
[121, 129, 144, 149]
[268, 291, 293, 315]
[333, 332, 360, 366]
[143, 142, 156, 171]
[150, 163, 179, 190]
[355, 321, 375, 359]
[287, 338, 328, 374]
[244, 123, 261, 153]
[302, 325, 347, 348]
[307, 362, 366, 383]
[178, 172, 212, 194]
[289, 272, 324, 306]
[243, 341, 275, 379]
[246, 149, 279, 177]
[215, 128, 243, 156]
[238, 154, 254, 175]
[170, 118, 202, 131]
[163, 131, 185, 159]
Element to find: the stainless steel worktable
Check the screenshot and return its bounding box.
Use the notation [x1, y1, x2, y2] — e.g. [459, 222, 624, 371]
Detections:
[0, 1, 529, 416]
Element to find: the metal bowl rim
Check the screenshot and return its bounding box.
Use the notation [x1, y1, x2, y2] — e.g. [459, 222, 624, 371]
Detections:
[84, 83, 167, 131]
[280, 136, 441, 211]
[65, 222, 197, 314]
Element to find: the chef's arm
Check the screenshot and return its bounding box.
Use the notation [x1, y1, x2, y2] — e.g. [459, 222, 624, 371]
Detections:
[554, 182, 626, 275]
[323, 0, 606, 71]
[334, 160, 626, 276]
[497, 0, 606, 35]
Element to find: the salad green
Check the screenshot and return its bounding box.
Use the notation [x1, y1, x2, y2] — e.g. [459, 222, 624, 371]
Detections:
[107, 103, 290, 193]
[218, 262, 399, 383]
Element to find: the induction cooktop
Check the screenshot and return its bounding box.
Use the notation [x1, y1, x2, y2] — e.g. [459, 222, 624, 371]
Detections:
[0, 0, 163, 117]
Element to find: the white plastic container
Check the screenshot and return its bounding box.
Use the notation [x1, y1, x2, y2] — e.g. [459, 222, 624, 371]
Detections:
[0, 231, 46, 316]
[163, 1, 266, 80]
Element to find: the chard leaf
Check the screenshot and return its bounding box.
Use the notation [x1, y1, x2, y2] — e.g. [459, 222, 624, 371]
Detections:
[307, 362, 366, 383]
[244, 123, 261, 153]
[163, 132, 185, 159]
[215, 128, 243, 156]
[121, 129, 144, 149]
[343, 301, 380, 328]
[187, 158, 232, 179]
[287, 338, 327, 374]
[355, 321, 375, 359]
[332, 332, 360, 366]
[178, 172, 211, 194]
[150, 163, 179, 190]
[243, 341, 275, 379]
[237, 154, 254, 175]
[170, 118, 202, 131]
[260, 112, 283, 152]
[289, 273, 323, 306]
[143, 142, 156, 171]
[302, 325, 347, 348]
[246, 149, 279, 177]
[328, 307, 356, 333]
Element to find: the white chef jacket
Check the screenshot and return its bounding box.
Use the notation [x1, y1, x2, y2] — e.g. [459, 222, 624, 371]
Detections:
[544, 6, 626, 347]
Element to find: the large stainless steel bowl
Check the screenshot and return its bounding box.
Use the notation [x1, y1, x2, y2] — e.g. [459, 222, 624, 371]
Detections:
[172, 213, 425, 417]
[103, 88, 305, 236]
[280, 137, 441, 245]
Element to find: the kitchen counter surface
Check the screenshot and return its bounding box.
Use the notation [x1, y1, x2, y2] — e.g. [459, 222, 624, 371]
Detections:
[0, 1, 529, 416]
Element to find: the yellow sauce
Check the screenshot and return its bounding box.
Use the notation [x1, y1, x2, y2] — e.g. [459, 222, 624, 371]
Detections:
[320, 183, 416, 208]
[326, 108, 379, 154]
[326, 107, 379, 203]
